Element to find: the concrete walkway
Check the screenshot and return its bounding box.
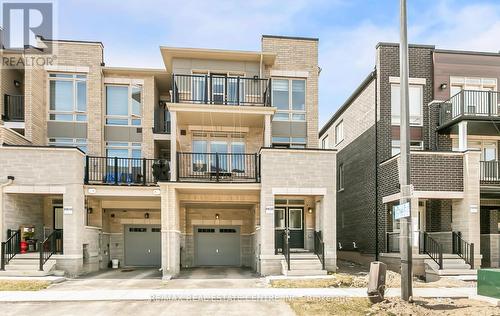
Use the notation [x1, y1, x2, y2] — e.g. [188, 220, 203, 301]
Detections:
[0, 287, 476, 302]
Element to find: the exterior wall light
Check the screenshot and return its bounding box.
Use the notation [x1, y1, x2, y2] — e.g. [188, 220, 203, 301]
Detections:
[144, 212, 150, 219]
[13, 80, 21, 88]
[308, 208, 313, 214]
[215, 213, 220, 220]
[440, 83, 448, 90]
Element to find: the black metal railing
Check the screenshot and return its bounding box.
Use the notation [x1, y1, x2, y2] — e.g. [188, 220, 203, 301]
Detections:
[314, 231, 325, 270]
[386, 232, 400, 253]
[3, 94, 24, 122]
[283, 229, 290, 271]
[39, 229, 63, 271]
[0, 229, 21, 270]
[177, 152, 260, 183]
[172, 74, 271, 106]
[85, 156, 170, 185]
[420, 232, 443, 269]
[438, 90, 500, 126]
[452, 231, 474, 269]
[154, 102, 171, 134]
[480, 160, 500, 183]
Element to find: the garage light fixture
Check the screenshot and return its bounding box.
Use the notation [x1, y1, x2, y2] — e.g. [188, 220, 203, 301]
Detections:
[144, 212, 150, 219]
[215, 213, 220, 220]
[308, 208, 313, 214]
[440, 83, 448, 90]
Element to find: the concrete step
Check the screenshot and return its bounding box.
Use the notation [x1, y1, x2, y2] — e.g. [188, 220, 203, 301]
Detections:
[4, 263, 55, 272]
[290, 263, 323, 270]
[286, 269, 328, 276]
[289, 253, 318, 260]
[0, 269, 54, 277]
[12, 253, 40, 259]
[9, 258, 56, 265]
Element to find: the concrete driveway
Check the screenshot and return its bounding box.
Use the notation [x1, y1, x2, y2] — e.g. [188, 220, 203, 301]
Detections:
[48, 267, 267, 290]
[2, 301, 296, 316]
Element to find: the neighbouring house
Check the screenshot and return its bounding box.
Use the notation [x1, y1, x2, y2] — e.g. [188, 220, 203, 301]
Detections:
[0, 35, 336, 278]
[320, 42, 500, 280]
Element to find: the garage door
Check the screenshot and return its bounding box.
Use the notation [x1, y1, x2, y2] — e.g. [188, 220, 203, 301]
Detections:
[124, 225, 161, 267]
[195, 226, 240, 266]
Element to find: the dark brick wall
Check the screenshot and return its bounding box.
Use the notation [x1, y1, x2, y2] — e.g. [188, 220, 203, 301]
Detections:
[426, 200, 452, 232]
[428, 102, 453, 151]
[337, 125, 377, 253]
[376, 44, 435, 253]
[410, 154, 463, 191]
[379, 158, 400, 197]
[481, 207, 499, 234]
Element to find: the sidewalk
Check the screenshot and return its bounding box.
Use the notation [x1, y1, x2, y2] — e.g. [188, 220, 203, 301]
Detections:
[0, 287, 476, 302]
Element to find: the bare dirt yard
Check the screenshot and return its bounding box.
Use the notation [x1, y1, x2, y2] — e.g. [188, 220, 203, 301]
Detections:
[271, 259, 474, 289]
[288, 297, 500, 316]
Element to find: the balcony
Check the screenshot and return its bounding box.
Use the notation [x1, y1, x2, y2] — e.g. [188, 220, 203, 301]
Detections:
[438, 90, 500, 128]
[177, 152, 260, 183]
[480, 160, 500, 184]
[84, 156, 170, 186]
[171, 74, 271, 106]
[2, 94, 24, 122]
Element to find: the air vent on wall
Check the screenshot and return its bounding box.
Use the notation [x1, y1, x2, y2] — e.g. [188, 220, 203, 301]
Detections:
[180, 130, 187, 136]
[136, 128, 142, 133]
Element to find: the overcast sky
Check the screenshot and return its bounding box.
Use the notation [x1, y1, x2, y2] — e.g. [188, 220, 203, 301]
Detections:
[54, 0, 500, 127]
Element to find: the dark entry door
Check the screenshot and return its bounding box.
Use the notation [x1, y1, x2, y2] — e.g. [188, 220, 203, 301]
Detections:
[275, 207, 304, 251]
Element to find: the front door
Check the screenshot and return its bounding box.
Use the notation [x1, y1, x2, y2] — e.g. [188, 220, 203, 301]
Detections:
[275, 207, 304, 251]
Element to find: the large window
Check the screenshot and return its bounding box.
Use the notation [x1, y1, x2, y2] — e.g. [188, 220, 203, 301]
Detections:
[452, 138, 497, 161]
[49, 73, 87, 122]
[48, 138, 87, 153]
[106, 85, 142, 126]
[272, 79, 306, 121]
[321, 136, 329, 149]
[391, 140, 423, 156]
[106, 142, 141, 158]
[191, 133, 246, 173]
[338, 164, 344, 191]
[391, 84, 423, 126]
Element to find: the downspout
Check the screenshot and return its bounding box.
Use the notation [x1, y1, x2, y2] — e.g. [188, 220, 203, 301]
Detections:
[374, 70, 379, 261]
[0, 176, 14, 241]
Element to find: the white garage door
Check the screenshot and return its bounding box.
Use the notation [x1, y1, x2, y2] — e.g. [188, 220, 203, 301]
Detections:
[124, 225, 161, 267]
[195, 227, 240, 266]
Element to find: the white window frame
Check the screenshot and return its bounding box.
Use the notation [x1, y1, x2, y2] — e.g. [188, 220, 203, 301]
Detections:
[105, 84, 143, 126]
[271, 78, 306, 122]
[391, 83, 424, 126]
[106, 141, 142, 158]
[321, 135, 329, 149]
[335, 120, 344, 145]
[391, 140, 424, 156]
[338, 163, 344, 191]
[272, 136, 307, 149]
[48, 73, 87, 122]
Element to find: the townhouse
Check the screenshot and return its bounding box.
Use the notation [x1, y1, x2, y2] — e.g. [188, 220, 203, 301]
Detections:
[0, 35, 336, 278]
[320, 43, 500, 279]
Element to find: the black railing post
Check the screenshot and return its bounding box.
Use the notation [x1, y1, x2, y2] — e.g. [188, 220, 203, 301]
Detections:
[224, 76, 228, 105]
[176, 152, 180, 181]
[470, 243, 474, 269]
[209, 75, 213, 104]
[142, 158, 147, 185]
[204, 75, 208, 104]
[215, 154, 220, 183]
[39, 241, 44, 271]
[268, 79, 272, 106]
[438, 244, 443, 270]
[254, 154, 258, 182]
[114, 157, 118, 185]
[84, 156, 89, 184]
[1, 242, 5, 271]
[237, 77, 240, 105]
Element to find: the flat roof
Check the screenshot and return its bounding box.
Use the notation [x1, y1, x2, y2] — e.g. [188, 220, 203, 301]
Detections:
[262, 34, 319, 42]
[160, 46, 276, 72]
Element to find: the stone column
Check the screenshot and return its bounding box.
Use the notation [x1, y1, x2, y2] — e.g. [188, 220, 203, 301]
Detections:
[458, 121, 468, 151]
[61, 184, 85, 276]
[160, 184, 180, 279]
[452, 150, 481, 268]
[410, 196, 420, 255]
[169, 111, 177, 181]
[264, 114, 272, 147]
[320, 194, 337, 271]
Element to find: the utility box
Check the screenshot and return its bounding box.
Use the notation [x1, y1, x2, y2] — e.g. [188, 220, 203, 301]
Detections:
[477, 269, 500, 299]
[367, 261, 387, 302]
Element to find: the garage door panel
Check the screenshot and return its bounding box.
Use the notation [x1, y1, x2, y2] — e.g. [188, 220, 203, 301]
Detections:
[195, 226, 240, 266]
[124, 225, 161, 267]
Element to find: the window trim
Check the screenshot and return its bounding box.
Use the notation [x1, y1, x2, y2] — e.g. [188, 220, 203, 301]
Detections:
[338, 163, 344, 192]
[335, 120, 344, 145]
[48, 137, 87, 153]
[390, 83, 424, 127]
[105, 84, 143, 126]
[47, 73, 88, 122]
[106, 141, 142, 158]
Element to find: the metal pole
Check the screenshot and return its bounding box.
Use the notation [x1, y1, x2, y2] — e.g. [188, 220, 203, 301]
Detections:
[399, 0, 413, 301]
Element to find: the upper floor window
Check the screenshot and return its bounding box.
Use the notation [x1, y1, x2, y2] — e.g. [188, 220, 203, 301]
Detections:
[48, 137, 87, 153]
[106, 85, 142, 126]
[49, 73, 87, 122]
[321, 136, 329, 149]
[106, 142, 141, 158]
[391, 84, 423, 126]
[391, 140, 423, 156]
[272, 79, 306, 121]
[338, 164, 344, 191]
[272, 136, 306, 149]
[335, 120, 344, 145]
